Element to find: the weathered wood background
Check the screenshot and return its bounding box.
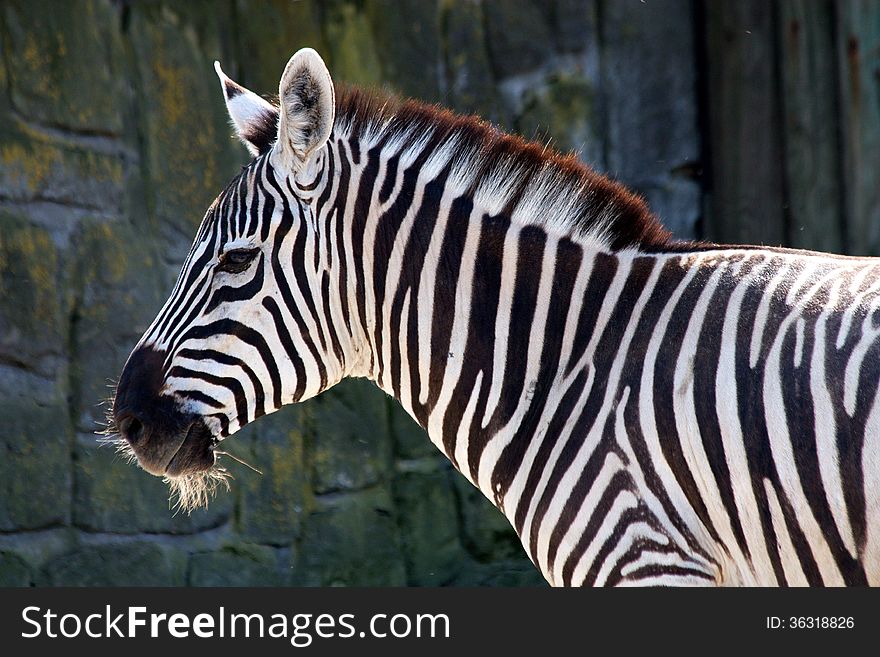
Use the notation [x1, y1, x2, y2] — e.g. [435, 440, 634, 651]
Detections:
[704, 0, 880, 255]
[0, 0, 877, 586]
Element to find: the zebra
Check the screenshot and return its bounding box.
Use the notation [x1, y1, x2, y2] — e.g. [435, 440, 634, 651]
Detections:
[111, 48, 880, 587]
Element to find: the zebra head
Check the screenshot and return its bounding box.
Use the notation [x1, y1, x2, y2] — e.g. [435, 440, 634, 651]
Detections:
[112, 49, 345, 504]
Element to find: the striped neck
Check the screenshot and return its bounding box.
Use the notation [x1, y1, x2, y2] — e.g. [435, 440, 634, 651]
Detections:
[319, 120, 671, 522]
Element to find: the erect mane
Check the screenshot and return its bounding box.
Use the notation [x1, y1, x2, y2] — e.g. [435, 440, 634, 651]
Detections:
[332, 84, 674, 252]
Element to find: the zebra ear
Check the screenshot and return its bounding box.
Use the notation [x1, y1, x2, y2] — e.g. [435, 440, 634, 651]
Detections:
[275, 48, 335, 168]
[214, 61, 279, 157]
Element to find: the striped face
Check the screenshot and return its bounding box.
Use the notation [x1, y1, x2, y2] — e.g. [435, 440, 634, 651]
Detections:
[143, 155, 336, 427]
[112, 50, 339, 502]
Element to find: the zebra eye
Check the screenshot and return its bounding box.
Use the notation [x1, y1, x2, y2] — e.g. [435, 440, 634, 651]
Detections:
[217, 248, 259, 273]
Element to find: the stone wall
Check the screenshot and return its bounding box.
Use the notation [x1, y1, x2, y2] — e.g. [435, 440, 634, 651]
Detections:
[1, 0, 875, 586]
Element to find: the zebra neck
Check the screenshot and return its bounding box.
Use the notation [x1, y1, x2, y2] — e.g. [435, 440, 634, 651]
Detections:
[342, 149, 657, 518]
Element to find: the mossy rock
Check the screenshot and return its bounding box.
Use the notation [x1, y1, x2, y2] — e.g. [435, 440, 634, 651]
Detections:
[1, 0, 125, 133]
[188, 543, 280, 586]
[0, 527, 75, 574]
[0, 551, 32, 586]
[0, 213, 65, 376]
[128, 2, 245, 235]
[393, 466, 466, 585]
[41, 541, 187, 586]
[67, 217, 166, 433]
[442, 0, 508, 125]
[319, 0, 384, 88]
[73, 437, 234, 534]
[293, 486, 406, 586]
[0, 127, 125, 211]
[389, 397, 435, 459]
[516, 72, 601, 165]
[234, 406, 311, 545]
[453, 558, 546, 587]
[551, 0, 596, 53]
[364, 0, 441, 101]
[233, 0, 327, 93]
[309, 378, 394, 494]
[484, 0, 553, 80]
[451, 471, 527, 562]
[0, 370, 71, 531]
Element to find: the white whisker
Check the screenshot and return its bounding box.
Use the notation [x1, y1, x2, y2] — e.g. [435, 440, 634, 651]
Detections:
[165, 467, 232, 513]
[214, 449, 263, 475]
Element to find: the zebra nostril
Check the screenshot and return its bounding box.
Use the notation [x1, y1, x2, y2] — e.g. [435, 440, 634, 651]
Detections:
[119, 414, 145, 445]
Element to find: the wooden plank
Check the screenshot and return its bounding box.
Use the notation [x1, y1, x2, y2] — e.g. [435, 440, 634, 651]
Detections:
[600, 0, 701, 240]
[836, 0, 880, 256]
[778, 0, 844, 253]
[703, 0, 787, 247]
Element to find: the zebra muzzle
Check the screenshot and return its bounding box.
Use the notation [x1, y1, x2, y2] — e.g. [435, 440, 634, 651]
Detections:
[113, 345, 218, 477]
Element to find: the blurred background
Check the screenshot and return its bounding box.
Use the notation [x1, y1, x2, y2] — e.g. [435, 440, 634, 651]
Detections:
[0, 0, 877, 586]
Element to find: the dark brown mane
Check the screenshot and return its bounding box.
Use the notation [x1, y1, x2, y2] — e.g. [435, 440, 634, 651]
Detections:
[333, 84, 680, 252]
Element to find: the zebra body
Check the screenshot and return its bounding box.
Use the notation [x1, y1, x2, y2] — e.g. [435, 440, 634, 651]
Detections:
[112, 49, 880, 586]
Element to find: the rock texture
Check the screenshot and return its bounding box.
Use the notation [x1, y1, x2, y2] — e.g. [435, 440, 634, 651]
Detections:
[1, 0, 874, 587]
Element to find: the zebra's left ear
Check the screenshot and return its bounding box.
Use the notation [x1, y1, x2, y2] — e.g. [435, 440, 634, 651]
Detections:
[214, 61, 279, 157]
[275, 48, 335, 169]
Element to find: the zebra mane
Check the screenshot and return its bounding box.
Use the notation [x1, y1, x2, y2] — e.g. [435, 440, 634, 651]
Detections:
[331, 84, 674, 252]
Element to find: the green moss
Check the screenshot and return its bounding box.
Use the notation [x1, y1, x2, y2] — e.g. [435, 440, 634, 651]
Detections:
[293, 486, 406, 586]
[0, 394, 71, 531]
[0, 552, 32, 586]
[129, 3, 245, 233]
[67, 218, 165, 432]
[0, 139, 60, 195]
[516, 73, 598, 156]
[235, 407, 312, 544]
[451, 471, 526, 562]
[73, 439, 234, 534]
[309, 379, 393, 493]
[0, 127, 125, 209]
[188, 544, 280, 586]
[0, 214, 64, 373]
[233, 0, 327, 93]
[393, 467, 466, 585]
[41, 542, 187, 586]
[323, 1, 384, 86]
[1, 0, 125, 133]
